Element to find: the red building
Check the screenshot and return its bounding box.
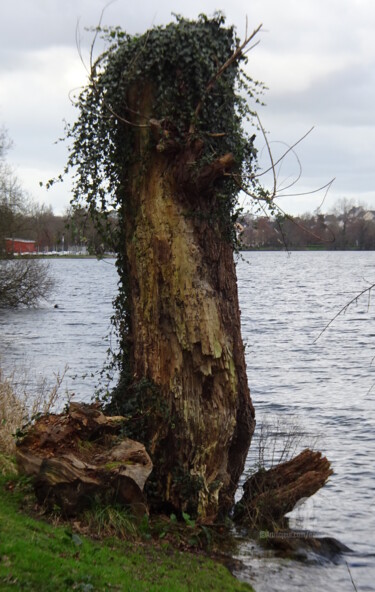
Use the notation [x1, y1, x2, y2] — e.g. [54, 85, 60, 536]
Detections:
[5, 238, 37, 254]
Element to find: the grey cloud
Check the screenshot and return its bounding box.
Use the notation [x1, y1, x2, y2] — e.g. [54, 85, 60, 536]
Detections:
[1, 0, 375, 215]
[267, 62, 375, 127]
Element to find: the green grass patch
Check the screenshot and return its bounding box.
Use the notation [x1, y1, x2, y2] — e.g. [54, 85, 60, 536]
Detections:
[0, 475, 253, 591]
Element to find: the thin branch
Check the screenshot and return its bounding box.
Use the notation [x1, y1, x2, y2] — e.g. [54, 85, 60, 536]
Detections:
[77, 2, 150, 129]
[232, 175, 336, 245]
[272, 200, 336, 244]
[89, 2, 116, 77]
[313, 282, 375, 344]
[232, 163, 335, 219]
[189, 23, 263, 134]
[254, 125, 315, 180]
[274, 211, 292, 253]
[240, 120, 335, 204]
[75, 18, 90, 77]
[266, 140, 303, 193]
[314, 180, 333, 212]
[275, 178, 335, 199]
[257, 199, 291, 253]
[346, 562, 359, 592]
[256, 112, 276, 197]
[242, 40, 261, 57]
[68, 85, 87, 107]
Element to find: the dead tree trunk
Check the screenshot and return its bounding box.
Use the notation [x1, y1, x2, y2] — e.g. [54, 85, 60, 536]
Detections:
[62, 17, 337, 526]
[66, 18, 266, 522]
[112, 86, 255, 521]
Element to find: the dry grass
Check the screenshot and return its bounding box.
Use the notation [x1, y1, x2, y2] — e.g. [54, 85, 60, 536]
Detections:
[254, 415, 322, 471]
[0, 364, 68, 464]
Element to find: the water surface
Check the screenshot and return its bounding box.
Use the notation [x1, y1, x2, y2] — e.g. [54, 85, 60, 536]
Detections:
[0, 252, 374, 591]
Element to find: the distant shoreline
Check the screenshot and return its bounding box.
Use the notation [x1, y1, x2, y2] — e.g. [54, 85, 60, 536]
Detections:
[7, 248, 375, 260]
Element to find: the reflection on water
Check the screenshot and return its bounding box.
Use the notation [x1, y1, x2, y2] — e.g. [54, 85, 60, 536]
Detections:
[0, 252, 374, 591]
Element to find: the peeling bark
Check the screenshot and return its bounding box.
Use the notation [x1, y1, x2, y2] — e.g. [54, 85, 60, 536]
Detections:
[116, 87, 255, 521]
[233, 449, 333, 527]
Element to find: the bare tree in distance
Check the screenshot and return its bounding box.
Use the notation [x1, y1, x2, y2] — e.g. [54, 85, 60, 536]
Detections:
[0, 128, 54, 308]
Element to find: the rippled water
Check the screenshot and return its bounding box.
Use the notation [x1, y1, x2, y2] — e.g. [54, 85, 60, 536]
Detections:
[0, 258, 119, 399]
[236, 251, 375, 592]
[0, 252, 374, 591]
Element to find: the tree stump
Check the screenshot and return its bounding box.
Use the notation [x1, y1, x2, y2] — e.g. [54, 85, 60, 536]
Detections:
[234, 449, 333, 528]
[16, 403, 153, 517]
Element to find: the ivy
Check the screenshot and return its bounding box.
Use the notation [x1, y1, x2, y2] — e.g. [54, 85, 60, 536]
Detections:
[59, 13, 265, 414]
[64, 13, 263, 219]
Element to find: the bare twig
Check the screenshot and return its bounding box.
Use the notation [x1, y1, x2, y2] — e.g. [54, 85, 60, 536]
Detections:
[314, 282, 375, 343]
[256, 112, 277, 197]
[74, 3, 150, 129]
[271, 200, 335, 244]
[274, 178, 335, 200]
[254, 125, 315, 180]
[346, 562, 359, 592]
[189, 23, 263, 134]
[268, 140, 303, 194]
[89, 2, 118, 78]
[232, 174, 336, 245]
[230, 109, 336, 246]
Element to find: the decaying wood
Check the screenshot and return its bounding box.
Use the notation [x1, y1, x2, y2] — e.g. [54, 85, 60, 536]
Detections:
[120, 79, 255, 521]
[16, 403, 153, 517]
[234, 449, 333, 527]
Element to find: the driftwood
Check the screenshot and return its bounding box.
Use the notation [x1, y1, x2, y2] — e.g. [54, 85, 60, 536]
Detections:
[16, 403, 153, 517]
[234, 449, 333, 527]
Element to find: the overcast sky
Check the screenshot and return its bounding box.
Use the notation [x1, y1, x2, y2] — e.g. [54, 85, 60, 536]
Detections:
[1, 0, 374, 216]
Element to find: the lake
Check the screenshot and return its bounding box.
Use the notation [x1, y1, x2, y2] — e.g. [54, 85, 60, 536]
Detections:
[0, 252, 374, 591]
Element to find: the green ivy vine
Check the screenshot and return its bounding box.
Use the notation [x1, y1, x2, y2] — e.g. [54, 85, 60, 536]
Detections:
[56, 12, 266, 418]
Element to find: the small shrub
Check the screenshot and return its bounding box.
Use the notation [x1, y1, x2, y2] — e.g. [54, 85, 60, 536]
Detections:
[0, 259, 54, 308]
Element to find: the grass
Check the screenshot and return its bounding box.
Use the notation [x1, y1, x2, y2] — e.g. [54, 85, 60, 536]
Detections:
[0, 473, 254, 592]
[0, 363, 254, 590]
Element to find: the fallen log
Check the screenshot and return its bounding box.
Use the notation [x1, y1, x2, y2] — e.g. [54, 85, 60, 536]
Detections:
[16, 403, 153, 517]
[233, 449, 333, 528]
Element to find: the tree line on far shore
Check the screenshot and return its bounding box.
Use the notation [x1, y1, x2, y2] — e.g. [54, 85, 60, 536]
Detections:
[1, 202, 117, 256]
[4, 196, 375, 257]
[0, 128, 115, 258]
[239, 199, 375, 250]
[2, 128, 374, 256]
[1, 127, 117, 307]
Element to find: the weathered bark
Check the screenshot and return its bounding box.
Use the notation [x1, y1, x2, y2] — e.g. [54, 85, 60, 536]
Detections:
[16, 403, 153, 517]
[117, 86, 255, 520]
[234, 449, 333, 527]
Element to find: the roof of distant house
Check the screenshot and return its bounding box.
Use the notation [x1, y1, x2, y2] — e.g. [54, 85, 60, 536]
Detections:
[5, 238, 36, 243]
